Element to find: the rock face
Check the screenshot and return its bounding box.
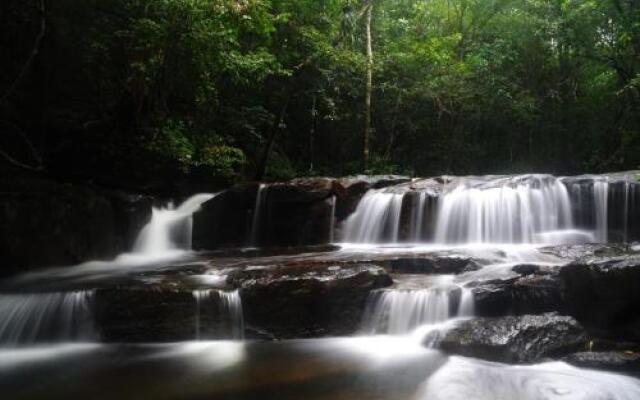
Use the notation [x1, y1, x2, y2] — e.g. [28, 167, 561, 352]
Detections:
[95, 287, 197, 342]
[192, 183, 258, 249]
[230, 263, 393, 338]
[563, 351, 640, 376]
[94, 284, 245, 342]
[561, 254, 640, 340]
[439, 313, 587, 363]
[193, 175, 410, 249]
[91, 262, 392, 341]
[471, 275, 565, 317]
[0, 176, 152, 277]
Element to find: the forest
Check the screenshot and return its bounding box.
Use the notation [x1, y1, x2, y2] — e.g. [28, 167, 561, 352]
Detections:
[2, 0, 639, 188]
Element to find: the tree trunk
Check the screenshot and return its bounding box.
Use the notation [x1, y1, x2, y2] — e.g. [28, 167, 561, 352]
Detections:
[309, 94, 317, 173]
[255, 101, 289, 181]
[363, 3, 373, 172]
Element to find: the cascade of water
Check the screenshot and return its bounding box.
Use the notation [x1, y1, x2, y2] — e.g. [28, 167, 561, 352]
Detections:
[361, 278, 472, 335]
[0, 291, 96, 345]
[341, 190, 404, 243]
[133, 193, 215, 255]
[434, 176, 574, 244]
[623, 181, 629, 242]
[249, 184, 267, 246]
[593, 180, 609, 242]
[328, 195, 336, 243]
[193, 289, 244, 340]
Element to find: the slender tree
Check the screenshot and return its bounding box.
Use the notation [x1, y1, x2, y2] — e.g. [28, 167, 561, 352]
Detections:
[363, 0, 373, 171]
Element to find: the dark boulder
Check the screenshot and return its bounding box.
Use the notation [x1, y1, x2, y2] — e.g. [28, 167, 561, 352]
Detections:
[192, 183, 259, 249]
[439, 313, 587, 363]
[230, 262, 392, 338]
[560, 254, 640, 341]
[470, 268, 565, 317]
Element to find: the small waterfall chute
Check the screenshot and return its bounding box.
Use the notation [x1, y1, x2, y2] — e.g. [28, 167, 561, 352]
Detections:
[134, 193, 216, 255]
[361, 277, 473, 335]
[0, 291, 96, 346]
[248, 184, 268, 246]
[193, 289, 244, 340]
[341, 190, 404, 243]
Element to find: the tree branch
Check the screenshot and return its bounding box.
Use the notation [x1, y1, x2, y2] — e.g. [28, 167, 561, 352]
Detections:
[0, 0, 46, 104]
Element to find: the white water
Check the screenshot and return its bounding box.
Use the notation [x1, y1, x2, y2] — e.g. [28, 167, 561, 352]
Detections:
[328, 195, 336, 243]
[193, 289, 244, 340]
[361, 276, 473, 336]
[0, 194, 217, 346]
[434, 176, 574, 244]
[341, 190, 404, 243]
[0, 291, 96, 345]
[338, 174, 639, 245]
[134, 193, 216, 255]
[417, 356, 640, 400]
[593, 180, 609, 242]
[410, 192, 427, 241]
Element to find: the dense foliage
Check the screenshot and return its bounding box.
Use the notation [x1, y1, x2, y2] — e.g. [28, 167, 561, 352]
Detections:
[1, 0, 639, 185]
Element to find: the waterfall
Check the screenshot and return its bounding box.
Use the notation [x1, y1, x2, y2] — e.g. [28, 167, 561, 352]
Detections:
[593, 180, 609, 242]
[361, 278, 473, 335]
[328, 195, 336, 243]
[434, 176, 574, 244]
[133, 193, 216, 255]
[0, 291, 96, 345]
[249, 184, 267, 246]
[341, 190, 404, 243]
[193, 289, 244, 340]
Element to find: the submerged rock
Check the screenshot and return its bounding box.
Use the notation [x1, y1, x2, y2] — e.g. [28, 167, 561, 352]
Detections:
[230, 263, 392, 338]
[439, 313, 587, 363]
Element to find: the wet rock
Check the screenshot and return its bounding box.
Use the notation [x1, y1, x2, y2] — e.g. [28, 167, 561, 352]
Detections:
[560, 254, 640, 341]
[268, 177, 335, 203]
[562, 351, 640, 377]
[101, 190, 153, 251]
[470, 273, 565, 317]
[230, 263, 392, 338]
[95, 287, 196, 342]
[95, 286, 240, 342]
[389, 256, 480, 274]
[194, 180, 335, 248]
[192, 183, 258, 249]
[439, 313, 587, 363]
[539, 243, 634, 261]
